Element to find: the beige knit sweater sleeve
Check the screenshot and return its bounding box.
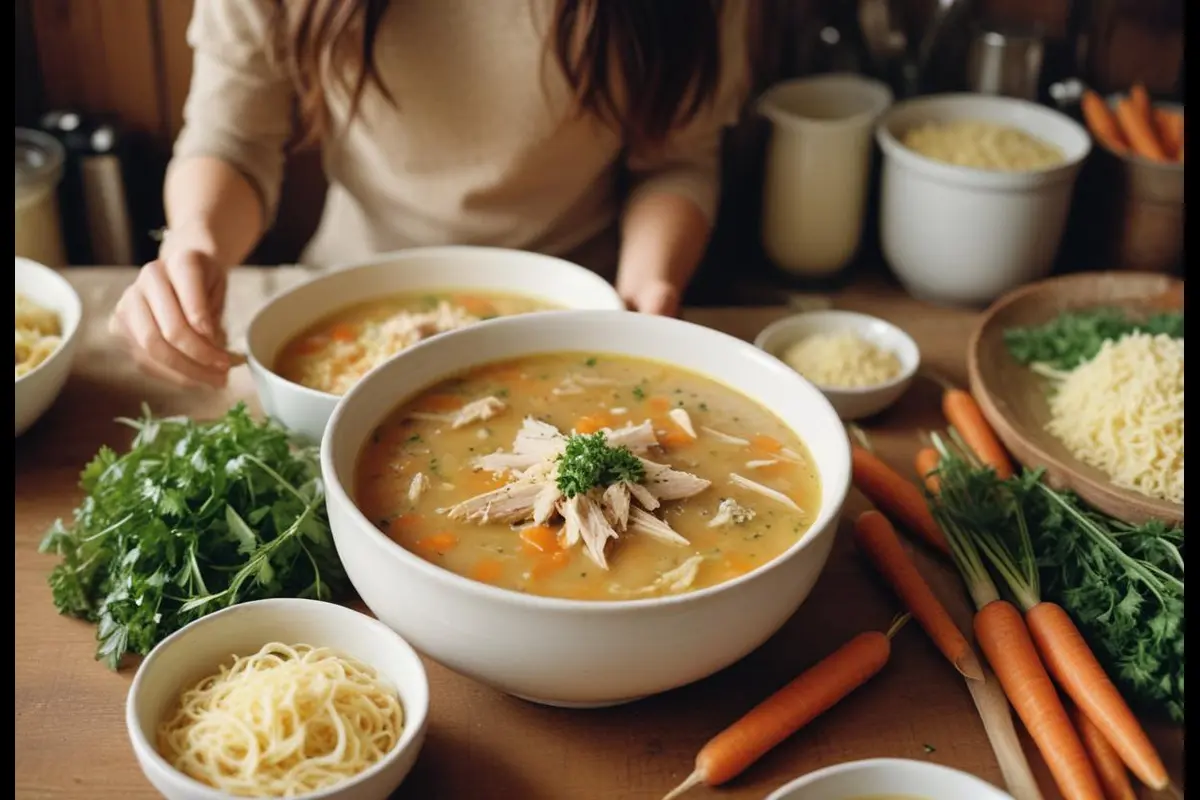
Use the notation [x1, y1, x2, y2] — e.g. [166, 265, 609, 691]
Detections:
[622, 0, 752, 224]
[174, 0, 295, 224]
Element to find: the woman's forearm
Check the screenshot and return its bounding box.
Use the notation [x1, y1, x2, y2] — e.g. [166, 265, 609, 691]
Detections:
[616, 191, 712, 299]
[161, 156, 266, 267]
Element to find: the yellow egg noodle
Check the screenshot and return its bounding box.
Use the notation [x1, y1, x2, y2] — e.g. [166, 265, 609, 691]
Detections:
[157, 643, 405, 798]
[902, 120, 1065, 172]
[1045, 332, 1184, 504]
[15, 292, 62, 378]
[781, 331, 902, 389]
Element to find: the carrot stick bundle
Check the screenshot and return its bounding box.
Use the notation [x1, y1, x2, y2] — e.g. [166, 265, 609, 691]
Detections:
[847, 428, 950, 555]
[854, 510, 983, 681]
[660, 615, 910, 800]
[1081, 90, 1130, 154]
[1153, 107, 1185, 161]
[1071, 703, 1138, 800]
[1116, 96, 1169, 162]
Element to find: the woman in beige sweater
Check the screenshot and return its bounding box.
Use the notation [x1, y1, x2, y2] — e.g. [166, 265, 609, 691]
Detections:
[111, 0, 751, 387]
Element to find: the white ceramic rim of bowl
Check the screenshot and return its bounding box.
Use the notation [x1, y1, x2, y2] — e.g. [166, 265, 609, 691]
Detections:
[875, 93, 1093, 187]
[764, 757, 1015, 800]
[245, 245, 625, 407]
[757, 72, 895, 132]
[753, 310, 920, 397]
[125, 598, 430, 800]
[321, 309, 853, 612]
[14, 256, 83, 385]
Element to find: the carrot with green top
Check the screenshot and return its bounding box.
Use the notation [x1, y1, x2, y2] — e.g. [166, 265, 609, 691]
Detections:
[923, 437, 1104, 800]
[941, 387, 1013, 479]
[928, 433, 1169, 793]
[848, 427, 949, 555]
[914, 446, 942, 494]
[854, 510, 983, 681]
[660, 614, 911, 800]
[1081, 90, 1130, 154]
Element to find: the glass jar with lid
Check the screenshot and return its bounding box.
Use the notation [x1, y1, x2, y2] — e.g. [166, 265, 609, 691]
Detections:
[15, 128, 67, 267]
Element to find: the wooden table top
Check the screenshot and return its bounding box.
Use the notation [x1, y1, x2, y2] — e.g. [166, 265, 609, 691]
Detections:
[16, 267, 1183, 800]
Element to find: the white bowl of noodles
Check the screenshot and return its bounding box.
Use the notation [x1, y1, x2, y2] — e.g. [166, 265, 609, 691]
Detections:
[15, 256, 83, 436]
[246, 246, 626, 443]
[320, 310, 852, 707]
[126, 599, 429, 800]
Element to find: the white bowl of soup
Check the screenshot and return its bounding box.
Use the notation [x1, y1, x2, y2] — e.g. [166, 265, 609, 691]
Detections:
[126, 598, 429, 800]
[246, 246, 625, 442]
[765, 758, 1014, 800]
[15, 256, 83, 436]
[875, 94, 1091, 307]
[321, 310, 852, 707]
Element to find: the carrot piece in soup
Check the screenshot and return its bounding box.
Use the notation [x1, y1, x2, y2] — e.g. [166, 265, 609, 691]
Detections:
[415, 532, 458, 555]
[750, 435, 783, 455]
[386, 513, 424, 538]
[520, 525, 562, 554]
[574, 414, 615, 435]
[648, 395, 673, 413]
[530, 549, 571, 579]
[658, 430, 695, 450]
[330, 323, 358, 342]
[472, 559, 505, 584]
[454, 295, 498, 317]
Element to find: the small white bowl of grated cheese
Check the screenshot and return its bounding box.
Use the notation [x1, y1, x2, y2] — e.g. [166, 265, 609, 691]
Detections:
[754, 310, 920, 421]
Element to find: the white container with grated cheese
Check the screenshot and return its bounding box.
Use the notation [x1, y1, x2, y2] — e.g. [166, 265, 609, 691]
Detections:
[754, 310, 920, 421]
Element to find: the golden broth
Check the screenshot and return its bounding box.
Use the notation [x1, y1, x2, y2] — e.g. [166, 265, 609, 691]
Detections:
[275, 289, 555, 395]
[354, 352, 822, 601]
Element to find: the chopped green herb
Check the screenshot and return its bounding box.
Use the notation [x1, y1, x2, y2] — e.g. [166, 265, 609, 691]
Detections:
[555, 432, 645, 499]
[1004, 308, 1183, 372]
[39, 404, 347, 670]
[698, 402, 709, 412]
[584, 357, 597, 367]
[923, 744, 936, 754]
[632, 385, 646, 401]
[407, 434, 422, 444]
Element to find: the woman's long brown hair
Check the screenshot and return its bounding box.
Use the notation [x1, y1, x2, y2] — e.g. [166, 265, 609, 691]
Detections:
[278, 0, 730, 149]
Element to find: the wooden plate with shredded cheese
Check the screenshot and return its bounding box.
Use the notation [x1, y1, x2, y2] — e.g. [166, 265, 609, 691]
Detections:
[967, 272, 1184, 526]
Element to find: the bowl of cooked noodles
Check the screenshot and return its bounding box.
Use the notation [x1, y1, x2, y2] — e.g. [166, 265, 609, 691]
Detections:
[15, 256, 83, 436]
[126, 598, 429, 800]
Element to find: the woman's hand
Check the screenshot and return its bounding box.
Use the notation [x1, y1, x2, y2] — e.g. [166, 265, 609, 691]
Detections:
[109, 249, 233, 388]
[619, 278, 682, 318]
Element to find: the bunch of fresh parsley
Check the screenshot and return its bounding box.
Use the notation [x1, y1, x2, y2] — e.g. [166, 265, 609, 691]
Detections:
[1003, 308, 1184, 372]
[40, 403, 347, 669]
[555, 432, 644, 498]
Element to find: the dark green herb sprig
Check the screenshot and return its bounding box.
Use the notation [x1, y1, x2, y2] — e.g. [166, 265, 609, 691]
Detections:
[1003, 308, 1183, 373]
[39, 403, 347, 669]
[555, 432, 644, 499]
[924, 431, 1184, 722]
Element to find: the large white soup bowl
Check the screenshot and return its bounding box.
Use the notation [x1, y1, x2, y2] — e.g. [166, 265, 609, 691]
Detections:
[321, 310, 852, 707]
[247, 246, 625, 443]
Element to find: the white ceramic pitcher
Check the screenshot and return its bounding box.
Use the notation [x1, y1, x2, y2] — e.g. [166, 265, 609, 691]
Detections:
[759, 74, 893, 278]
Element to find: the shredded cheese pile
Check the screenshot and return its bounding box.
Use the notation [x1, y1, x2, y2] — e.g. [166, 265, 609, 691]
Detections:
[780, 331, 903, 389]
[157, 643, 405, 797]
[1046, 332, 1184, 504]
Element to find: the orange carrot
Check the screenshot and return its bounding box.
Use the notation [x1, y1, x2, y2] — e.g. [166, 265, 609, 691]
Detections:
[914, 447, 941, 494]
[647, 395, 672, 413]
[854, 511, 983, 681]
[658, 429, 695, 449]
[530, 549, 570, 579]
[974, 600, 1105, 800]
[1115, 97, 1169, 162]
[330, 323, 357, 342]
[1026, 601, 1169, 791]
[471, 559, 504, 584]
[851, 445, 950, 555]
[1081, 90, 1130, 154]
[1129, 84, 1154, 121]
[417, 393, 465, 412]
[519, 524, 562, 554]
[414, 532, 458, 555]
[1153, 107, 1184, 160]
[942, 390, 1013, 479]
[1071, 703, 1138, 800]
[750, 434, 783, 455]
[574, 414, 614, 435]
[661, 616, 908, 800]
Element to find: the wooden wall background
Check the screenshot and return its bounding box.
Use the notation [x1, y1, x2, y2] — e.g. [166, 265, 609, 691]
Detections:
[15, 0, 1184, 267]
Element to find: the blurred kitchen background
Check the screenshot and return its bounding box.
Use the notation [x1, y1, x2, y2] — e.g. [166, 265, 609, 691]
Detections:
[13, 0, 1185, 304]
